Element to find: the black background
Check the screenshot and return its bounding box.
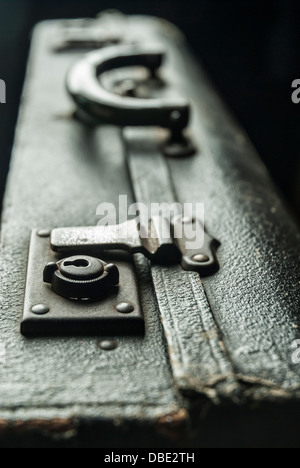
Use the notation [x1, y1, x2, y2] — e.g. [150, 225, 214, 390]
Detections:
[0, 0, 300, 221]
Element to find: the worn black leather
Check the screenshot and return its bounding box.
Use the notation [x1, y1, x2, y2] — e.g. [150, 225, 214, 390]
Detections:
[0, 14, 300, 447]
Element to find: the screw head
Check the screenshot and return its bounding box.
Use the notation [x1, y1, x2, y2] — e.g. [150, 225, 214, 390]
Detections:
[98, 340, 118, 351]
[116, 303, 134, 314]
[192, 254, 210, 263]
[37, 230, 51, 238]
[31, 304, 50, 315]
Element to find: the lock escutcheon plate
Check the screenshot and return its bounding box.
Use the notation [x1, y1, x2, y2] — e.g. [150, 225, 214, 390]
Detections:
[21, 231, 144, 336]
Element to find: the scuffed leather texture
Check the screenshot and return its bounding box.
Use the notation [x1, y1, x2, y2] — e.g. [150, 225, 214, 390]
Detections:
[0, 14, 300, 447]
[126, 131, 238, 399]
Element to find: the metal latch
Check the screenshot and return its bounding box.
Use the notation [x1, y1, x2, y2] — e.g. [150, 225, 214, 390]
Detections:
[21, 231, 144, 337]
[50, 216, 219, 276]
[21, 217, 219, 337]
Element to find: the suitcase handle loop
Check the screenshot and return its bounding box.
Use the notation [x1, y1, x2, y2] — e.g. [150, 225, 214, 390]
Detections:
[66, 44, 190, 131]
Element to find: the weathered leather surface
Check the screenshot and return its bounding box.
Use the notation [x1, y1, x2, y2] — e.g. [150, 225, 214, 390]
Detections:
[124, 17, 300, 401]
[126, 131, 238, 400]
[0, 14, 300, 447]
[0, 23, 183, 446]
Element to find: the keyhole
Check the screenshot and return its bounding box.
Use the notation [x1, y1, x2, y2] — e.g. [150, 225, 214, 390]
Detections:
[58, 256, 104, 281]
[64, 259, 90, 268]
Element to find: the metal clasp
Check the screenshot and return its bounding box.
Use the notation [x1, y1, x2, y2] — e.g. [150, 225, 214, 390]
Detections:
[51, 216, 219, 276]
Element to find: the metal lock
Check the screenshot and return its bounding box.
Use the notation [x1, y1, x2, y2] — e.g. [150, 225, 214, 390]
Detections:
[43, 255, 119, 301]
[21, 232, 144, 337]
[21, 215, 219, 337]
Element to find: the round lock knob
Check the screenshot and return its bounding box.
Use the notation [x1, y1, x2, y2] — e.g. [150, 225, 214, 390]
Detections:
[60, 256, 104, 280]
[43, 255, 119, 300]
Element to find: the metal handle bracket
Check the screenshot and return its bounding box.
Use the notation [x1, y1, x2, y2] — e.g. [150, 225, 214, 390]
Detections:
[66, 44, 190, 131]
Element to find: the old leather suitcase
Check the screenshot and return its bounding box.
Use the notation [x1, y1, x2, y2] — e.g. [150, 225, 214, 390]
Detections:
[0, 11, 300, 448]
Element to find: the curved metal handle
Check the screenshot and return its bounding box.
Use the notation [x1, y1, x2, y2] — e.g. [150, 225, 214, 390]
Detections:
[66, 44, 190, 130]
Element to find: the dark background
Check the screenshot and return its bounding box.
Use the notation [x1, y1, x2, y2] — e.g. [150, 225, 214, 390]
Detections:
[0, 0, 300, 221]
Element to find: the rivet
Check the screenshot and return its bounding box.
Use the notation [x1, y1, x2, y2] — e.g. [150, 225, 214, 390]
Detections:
[98, 340, 118, 351]
[170, 110, 181, 122]
[31, 304, 50, 315]
[37, 230, 51, 238]
[192, 254, 210, 263]
[116, 303, 134, 314]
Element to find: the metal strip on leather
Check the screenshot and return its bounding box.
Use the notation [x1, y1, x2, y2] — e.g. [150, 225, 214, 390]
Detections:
[124, 128, 240, 400]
